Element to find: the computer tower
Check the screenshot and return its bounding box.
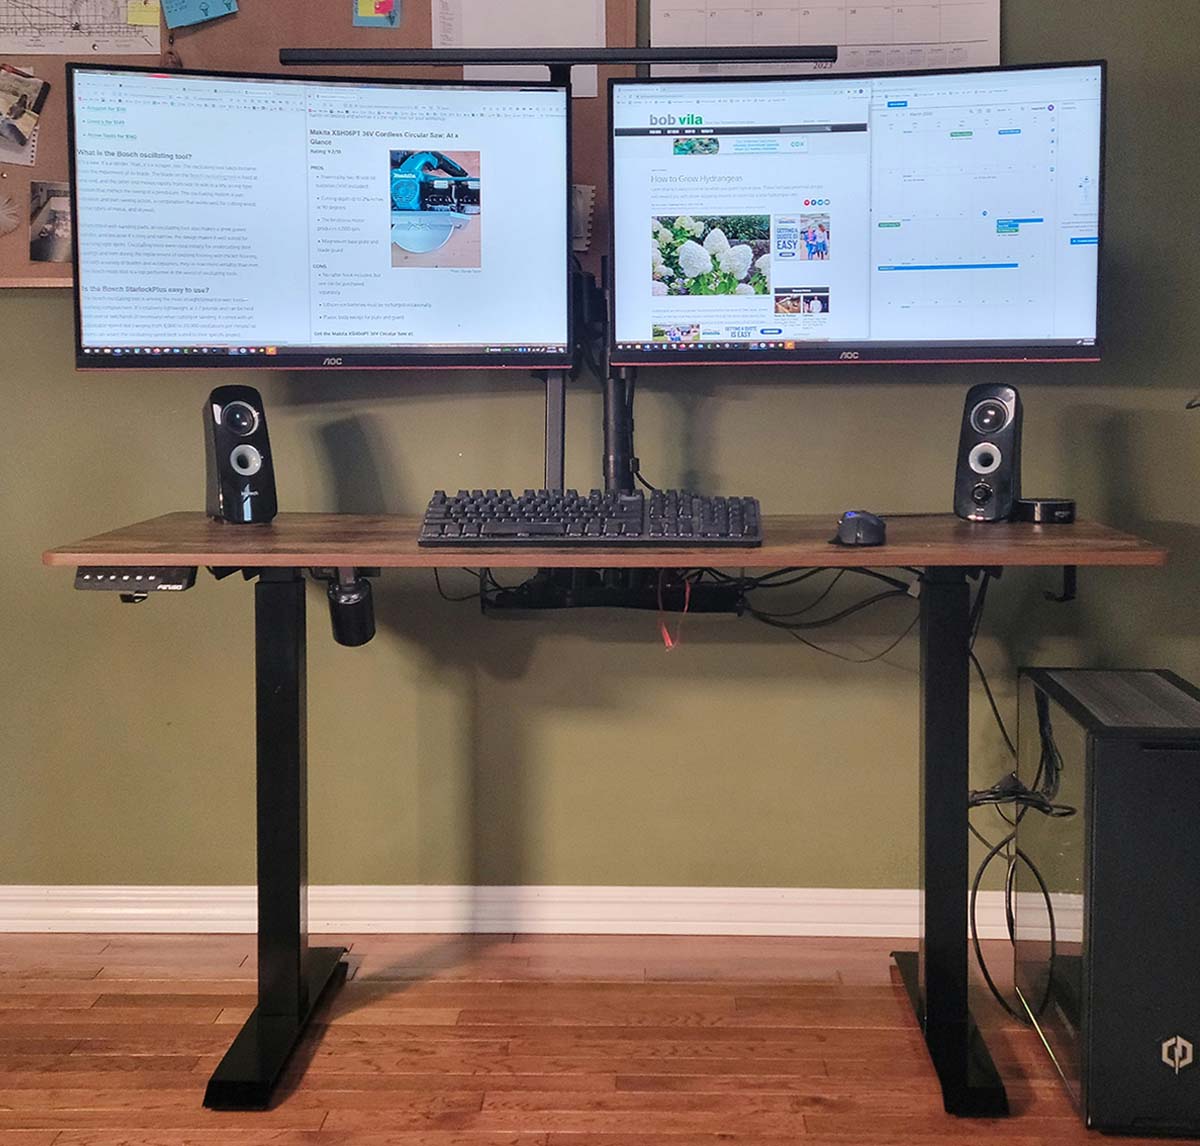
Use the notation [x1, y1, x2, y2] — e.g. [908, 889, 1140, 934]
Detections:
[1014, 669, 1200, 1136]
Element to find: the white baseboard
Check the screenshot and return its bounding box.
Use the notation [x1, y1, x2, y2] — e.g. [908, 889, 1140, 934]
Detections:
[0, 885, 1035, 939]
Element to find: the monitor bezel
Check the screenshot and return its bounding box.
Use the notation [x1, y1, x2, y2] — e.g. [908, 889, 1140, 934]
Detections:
[607, 60, 1107, 367]
[67, 62, 574, 372]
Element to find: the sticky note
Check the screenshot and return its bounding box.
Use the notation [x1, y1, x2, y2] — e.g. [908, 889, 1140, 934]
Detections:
[127, 0, 161, 26]
[354, 0, 400, 27]
[163, 0, 238, 30]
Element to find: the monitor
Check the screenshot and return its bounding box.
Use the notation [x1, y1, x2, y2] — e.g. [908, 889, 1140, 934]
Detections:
[68, 64, 571, 370]
[610, 62, 1104, 366]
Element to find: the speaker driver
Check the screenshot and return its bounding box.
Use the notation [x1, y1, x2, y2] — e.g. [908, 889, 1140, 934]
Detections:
[969, 441, 1003, 475]
[970, 398, 1012, 435]
[221, 400, 260, 437]
[230, 444, 263, 476]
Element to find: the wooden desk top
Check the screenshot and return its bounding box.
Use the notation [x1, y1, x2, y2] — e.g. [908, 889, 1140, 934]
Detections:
[43, 512, 1168, 571]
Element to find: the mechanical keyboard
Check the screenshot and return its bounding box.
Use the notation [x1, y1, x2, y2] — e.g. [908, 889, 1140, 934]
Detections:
[419, 488, 762, 547]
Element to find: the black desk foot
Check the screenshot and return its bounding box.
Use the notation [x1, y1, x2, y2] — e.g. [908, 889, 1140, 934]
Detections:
[893, 950, 1008, 1117]
[204, 946, 347, 1110]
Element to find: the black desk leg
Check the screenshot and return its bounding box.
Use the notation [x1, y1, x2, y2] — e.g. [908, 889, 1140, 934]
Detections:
[204, 568, 347, 1110]
[892, 567, 1008, 1117]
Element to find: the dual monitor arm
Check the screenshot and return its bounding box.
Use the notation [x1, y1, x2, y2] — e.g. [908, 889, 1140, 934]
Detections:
[280, 46, 839, 498]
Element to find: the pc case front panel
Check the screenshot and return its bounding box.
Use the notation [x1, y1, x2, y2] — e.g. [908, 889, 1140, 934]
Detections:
[1014, 676, 1088, 1108]
[1016, 669, 1200, 1136]
[1086, 738, 1200, 1135]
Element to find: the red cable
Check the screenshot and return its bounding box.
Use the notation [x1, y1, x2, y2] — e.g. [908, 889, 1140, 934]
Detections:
[657, 572, 693, 650]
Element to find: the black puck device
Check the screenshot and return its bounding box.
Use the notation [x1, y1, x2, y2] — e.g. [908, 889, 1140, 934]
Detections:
[1015, 498, 1076, 524]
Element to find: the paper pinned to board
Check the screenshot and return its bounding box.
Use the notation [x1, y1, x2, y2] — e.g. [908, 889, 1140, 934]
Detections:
[0, 0, 159, 54]
[0, 63, 49, 150]
[29, 179, 72, 263]
[433, 0, 606, 98]
[162, 0, 237, 31]
[354, 0, 400, 29]
[126, 0, 160, 26]
[649, 0, 999, 76]
[0, 122, 37, 166]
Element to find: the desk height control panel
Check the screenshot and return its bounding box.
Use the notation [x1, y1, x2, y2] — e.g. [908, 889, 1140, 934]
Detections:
[75, 566, 197, 603]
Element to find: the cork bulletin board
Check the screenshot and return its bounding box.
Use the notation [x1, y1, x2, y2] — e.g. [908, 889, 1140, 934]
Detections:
[0, 0, 637, 287]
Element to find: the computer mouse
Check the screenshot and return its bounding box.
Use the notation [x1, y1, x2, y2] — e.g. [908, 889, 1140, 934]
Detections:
[833, 510, 887, 547]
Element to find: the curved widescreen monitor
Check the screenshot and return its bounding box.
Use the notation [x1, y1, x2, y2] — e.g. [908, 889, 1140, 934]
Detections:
[610, 62, 1104, 366]
[68, 65, 571, 370]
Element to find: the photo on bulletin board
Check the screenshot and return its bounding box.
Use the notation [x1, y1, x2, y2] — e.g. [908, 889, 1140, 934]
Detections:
[0, 64, 50, 148]
[29, 181, 72, 264]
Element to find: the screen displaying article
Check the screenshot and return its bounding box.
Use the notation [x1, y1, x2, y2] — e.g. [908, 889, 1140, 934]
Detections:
[612, 67, 1103, 356]
[72, 69, 569, 358]
[613, 80, 872, 352]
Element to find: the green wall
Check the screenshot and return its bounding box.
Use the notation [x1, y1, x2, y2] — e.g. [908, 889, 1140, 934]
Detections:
[4, 0, 1200, 888]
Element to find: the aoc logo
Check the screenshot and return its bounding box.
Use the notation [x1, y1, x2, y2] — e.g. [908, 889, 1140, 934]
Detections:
[839, 351, 861, 360]
[323, 357, 344, 366]
[649, 112, 704, 126]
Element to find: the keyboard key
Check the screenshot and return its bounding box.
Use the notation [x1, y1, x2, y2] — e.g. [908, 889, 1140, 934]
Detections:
[482, 521, 567, 536]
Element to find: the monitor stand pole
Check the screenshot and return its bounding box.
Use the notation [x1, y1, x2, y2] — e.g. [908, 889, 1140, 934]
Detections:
[603, 367, 636, 494]
[544, 369, 567, 491]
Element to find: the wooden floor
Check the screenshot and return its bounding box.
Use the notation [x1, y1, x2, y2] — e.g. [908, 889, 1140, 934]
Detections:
[0, 932, 1190, 1145]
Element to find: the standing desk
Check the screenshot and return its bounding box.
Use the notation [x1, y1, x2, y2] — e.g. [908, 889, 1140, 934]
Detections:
[44, 512, 1167, 1115]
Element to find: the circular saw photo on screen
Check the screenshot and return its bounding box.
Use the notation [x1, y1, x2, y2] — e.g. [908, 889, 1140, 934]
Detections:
[390, 149, 481, 268]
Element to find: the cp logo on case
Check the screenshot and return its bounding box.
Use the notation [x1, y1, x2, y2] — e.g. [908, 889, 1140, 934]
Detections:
[1162, 1035, 1194, 1075]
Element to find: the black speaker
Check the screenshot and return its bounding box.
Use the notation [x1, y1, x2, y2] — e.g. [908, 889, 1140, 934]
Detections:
[203, 385, 277, 524]
[953, 383, 1022, 522]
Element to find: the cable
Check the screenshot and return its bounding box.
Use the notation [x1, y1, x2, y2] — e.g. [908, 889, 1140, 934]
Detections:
[1033, 690, 1064, 802]
[845, 568, 912, 593]
[969, 773, 1075, 820]
[432, 564, 914, 620]
[752, 570, 845, 618]
[963, 571, 1018, 758]
[656, 569, 692, 649]
[968, 826, 1058, 1022]
[969, 571, 991, 649]
[746, 588, 910, 631]
[751, 566, 909, 593]
[742, 568, 825, 590]
[970, 650, 1017, 758]
[969, 826, 1021, 1020]
[737, 568, 921, 662]
[968, 768, 1075, 1022]
[433, 568, 484, 602]
[773, 610, 920, 664]
[968, 820, 997, 851]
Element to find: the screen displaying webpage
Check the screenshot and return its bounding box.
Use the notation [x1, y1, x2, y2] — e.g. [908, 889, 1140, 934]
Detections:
[72, 68, 570, 363]
[612, 65, 1102, 359]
